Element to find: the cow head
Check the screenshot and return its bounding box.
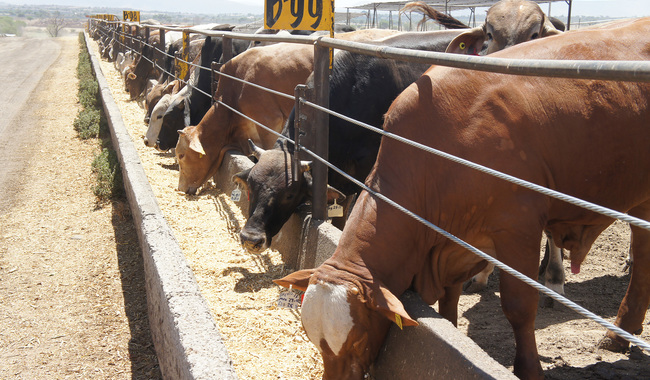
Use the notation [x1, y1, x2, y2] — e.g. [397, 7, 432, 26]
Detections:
[446, 0, 561, 55]
[158, 94, 189, 151]
[176, 126, 215, 195]
[144, 80, 176, 124]
[144, 94, 173, 148]
[233, 140, 344, 253]
[275, 268, 418, 379]
[125, 71, 140, 100]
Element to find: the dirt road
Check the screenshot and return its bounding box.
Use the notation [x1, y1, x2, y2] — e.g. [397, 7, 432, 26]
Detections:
[0, 36, 160, 379]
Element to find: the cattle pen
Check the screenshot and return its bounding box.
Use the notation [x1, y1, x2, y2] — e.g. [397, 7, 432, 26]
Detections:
[88, 12, 650, 380]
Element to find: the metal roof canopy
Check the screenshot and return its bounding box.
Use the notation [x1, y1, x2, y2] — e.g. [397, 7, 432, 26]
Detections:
[345, 0, 574, 30]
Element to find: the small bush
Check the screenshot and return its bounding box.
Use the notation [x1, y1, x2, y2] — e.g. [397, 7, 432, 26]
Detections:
[73, 108, 101, 139]
[78, 78, 99, 108]
[92, 148, 124, 199]
[77, 32, 123, 202]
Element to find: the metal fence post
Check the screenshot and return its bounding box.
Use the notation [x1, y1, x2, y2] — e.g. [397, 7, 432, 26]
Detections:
[210, 62, 223, 105]
[157, 27, 165, 71]
[222, 36, 233, 63]
[293, 85, 308, 183]
[310, 42, 331, 221]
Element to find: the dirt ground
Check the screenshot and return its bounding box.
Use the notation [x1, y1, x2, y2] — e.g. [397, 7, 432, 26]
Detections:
[0, 36, 160, 379]
[92, 33, 649, 380]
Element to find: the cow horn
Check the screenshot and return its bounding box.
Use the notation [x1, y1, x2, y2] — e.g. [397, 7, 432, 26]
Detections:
[248, 139, 266, 159]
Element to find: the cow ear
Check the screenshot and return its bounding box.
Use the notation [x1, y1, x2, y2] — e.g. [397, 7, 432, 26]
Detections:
[231, 169, 251, 191]
[541, 16, 563, 37]
[446, 27, 485, 55]
[127, 72, 137, 80]
[187, 134, 207, 156]
[274, 269, 315, 292]
[163, 81, 176, 95]
[366, 281, 418, 329]
[326, 185, 345, 204]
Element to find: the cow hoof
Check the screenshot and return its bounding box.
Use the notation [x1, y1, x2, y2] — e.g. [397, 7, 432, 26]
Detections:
[463, 279, 487, 293]
[598, 335, 629, 353]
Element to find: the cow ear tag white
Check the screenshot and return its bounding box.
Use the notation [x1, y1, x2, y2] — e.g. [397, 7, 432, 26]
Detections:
[231, 184, 242, 202]
[328, 200, 344, 218]
[277, 285, 302, 310]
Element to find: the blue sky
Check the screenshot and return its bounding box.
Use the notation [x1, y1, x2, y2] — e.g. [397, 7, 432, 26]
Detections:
[3, 0, 650, 18]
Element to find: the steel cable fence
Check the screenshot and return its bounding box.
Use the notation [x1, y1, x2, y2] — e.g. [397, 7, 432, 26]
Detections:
[88, 18, 650, 352]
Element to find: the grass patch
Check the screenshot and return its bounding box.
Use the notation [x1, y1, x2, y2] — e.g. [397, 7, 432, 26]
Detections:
[76, 32, 123, 201]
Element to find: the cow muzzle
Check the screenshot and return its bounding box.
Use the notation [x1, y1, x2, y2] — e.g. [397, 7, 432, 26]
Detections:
[240, 230, 267, 254]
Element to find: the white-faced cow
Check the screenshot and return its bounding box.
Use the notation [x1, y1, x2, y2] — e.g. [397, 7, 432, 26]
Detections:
[155, 36, 250, 151]
[401, 0, 561, 56]
[276, 18, 650, 380]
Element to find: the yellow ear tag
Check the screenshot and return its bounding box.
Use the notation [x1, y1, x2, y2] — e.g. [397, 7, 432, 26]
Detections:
[395, 314, 403, 330]
[459, 42, 466, 50]
[199, 153, 204, 158]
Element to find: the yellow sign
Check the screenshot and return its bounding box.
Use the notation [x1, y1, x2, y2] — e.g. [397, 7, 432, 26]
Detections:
[265, 0, 333, 31]
[123, 10, 140, 23]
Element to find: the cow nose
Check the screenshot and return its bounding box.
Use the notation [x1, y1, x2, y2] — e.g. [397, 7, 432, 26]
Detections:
[143, 137, 149, 146]
[240, 230, 266, 253]
[144, 116, 150, 123]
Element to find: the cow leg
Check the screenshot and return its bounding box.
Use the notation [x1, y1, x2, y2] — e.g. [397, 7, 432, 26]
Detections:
[438, 283, 463, 326]
[495, 232, 543, 380]
[538, 234, 565, 308]
[463, 263, 494, 293]
[599, 203, 650, 352]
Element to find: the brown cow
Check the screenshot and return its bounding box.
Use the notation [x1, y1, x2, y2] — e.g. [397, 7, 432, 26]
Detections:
[175, 43, 314, 195]
[401, 0, 561, 55]
[276, 18, 650, 380]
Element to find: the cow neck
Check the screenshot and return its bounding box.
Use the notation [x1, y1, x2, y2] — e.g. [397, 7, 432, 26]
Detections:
[325, 190, 426, 299]
[198, 103, 242, 175]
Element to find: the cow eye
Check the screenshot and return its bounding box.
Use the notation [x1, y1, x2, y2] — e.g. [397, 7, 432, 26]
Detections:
[157, 115, 163, 119]
[178, 154, 185, 160]
[486, 32, 493, 41]
[531, 32, 539, 40]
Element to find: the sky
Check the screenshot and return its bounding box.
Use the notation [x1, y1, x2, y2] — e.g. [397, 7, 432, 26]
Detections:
[3, 0, 650, 18]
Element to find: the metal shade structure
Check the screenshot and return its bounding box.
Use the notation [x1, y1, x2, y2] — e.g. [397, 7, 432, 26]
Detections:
[343, 0, 573, 30]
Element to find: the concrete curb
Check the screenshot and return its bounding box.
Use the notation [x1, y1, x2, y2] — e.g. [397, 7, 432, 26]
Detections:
[85, 33, 238, 380]
[86, 32, 515, 379]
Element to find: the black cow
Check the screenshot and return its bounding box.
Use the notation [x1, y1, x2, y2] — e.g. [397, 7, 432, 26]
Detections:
[156, 37, 249, 151]
[232, 31, 465, 253]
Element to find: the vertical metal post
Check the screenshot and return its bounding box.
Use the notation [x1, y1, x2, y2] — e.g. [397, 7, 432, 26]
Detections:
[221, 36, 233, 63]
[293, 85, 308, 183]
[157, 27, 165, 71]
[136, 25, 141, 52]
[310, 42, 331, 221]
[210, 62, 223, 105]
[566, 0, 573, 30]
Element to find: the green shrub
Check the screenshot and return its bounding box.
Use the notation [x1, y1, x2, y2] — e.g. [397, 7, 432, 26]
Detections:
[77, 32, 123, 202]
[79, 78, 99, 108]
[92, 148, 124, 200]
[74, 108, 101, 139]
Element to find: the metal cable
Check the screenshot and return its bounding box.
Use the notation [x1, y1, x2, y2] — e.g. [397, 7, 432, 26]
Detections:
[214, 99, 294, 145]
[214, 70, 295, 101]
[298, 142, 650, 353]
[301, 99, 650, 233]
